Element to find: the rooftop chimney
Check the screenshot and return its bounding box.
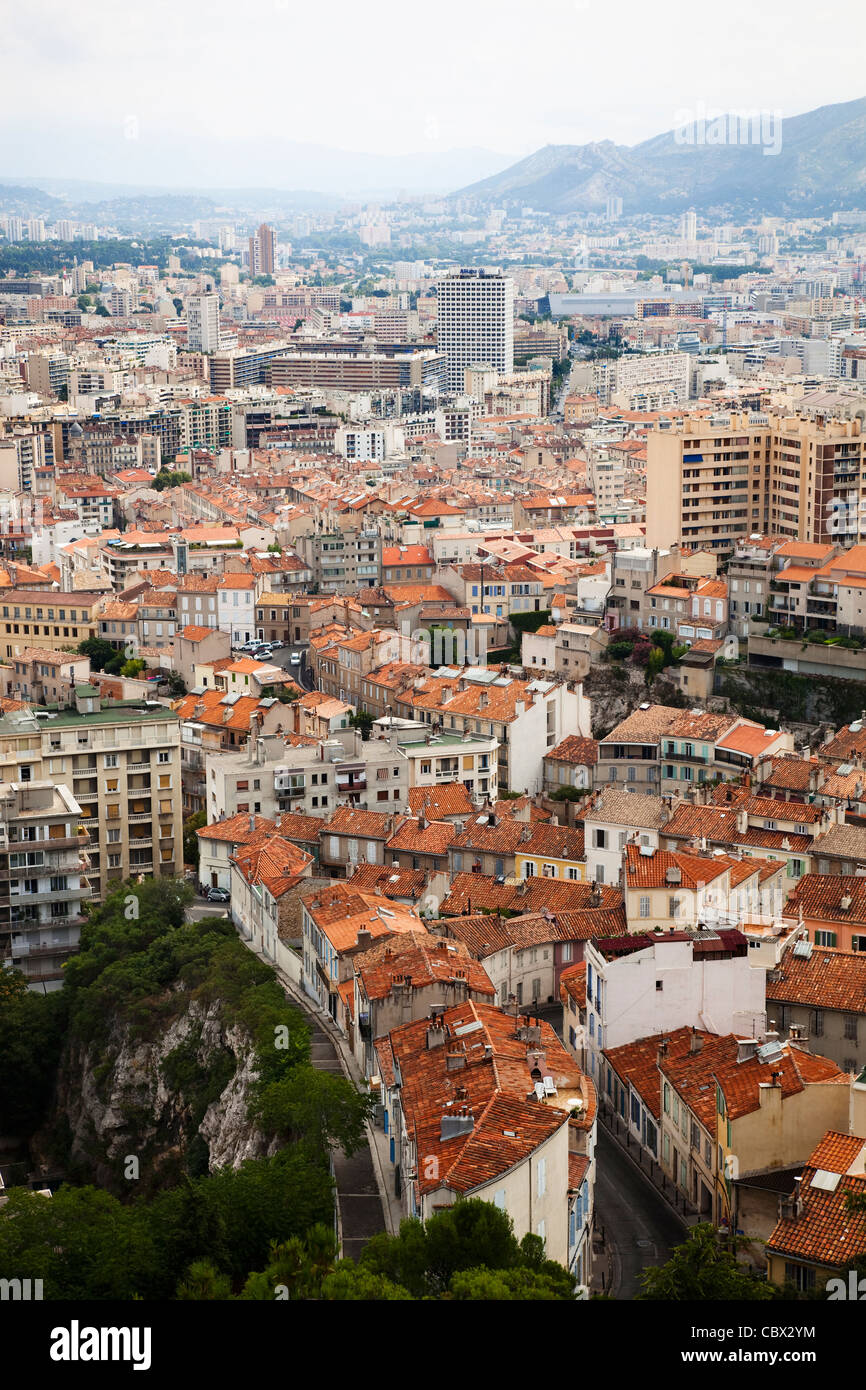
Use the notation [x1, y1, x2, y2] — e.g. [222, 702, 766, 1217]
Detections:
[440, 1107, 474, 1140]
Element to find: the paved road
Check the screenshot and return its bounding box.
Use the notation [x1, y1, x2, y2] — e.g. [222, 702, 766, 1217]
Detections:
[264, 645, 315, 691]
[594, 1125, 685, 1299]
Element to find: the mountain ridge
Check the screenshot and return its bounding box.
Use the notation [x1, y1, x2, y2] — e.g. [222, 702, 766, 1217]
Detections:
[455, 95, 866, 214]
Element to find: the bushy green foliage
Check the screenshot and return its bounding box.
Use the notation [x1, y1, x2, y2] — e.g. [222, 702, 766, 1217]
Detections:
[508, 609, 552, 636]
[0, 972, 68, 1134]
[638, 1224, 773, 1301]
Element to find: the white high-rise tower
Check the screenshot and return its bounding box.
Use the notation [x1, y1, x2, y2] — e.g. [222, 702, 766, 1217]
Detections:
[436, 268, 514, 394]
[187, 292, 222, 353]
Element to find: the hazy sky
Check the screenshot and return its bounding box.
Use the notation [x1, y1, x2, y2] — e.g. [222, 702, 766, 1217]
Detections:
[3, 0, 866, 185]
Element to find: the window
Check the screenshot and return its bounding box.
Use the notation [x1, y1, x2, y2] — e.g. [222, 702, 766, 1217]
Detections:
[656, 979, 663, 992]
[844, 1015, 859, 1042]
[663, 1083, 670, 1115]
[639, 896, 650, 918]
[811, 1009, 824, 1037]
[536, 1157, 546, 1197]
[104, 753, 118, 768]
[815, 930, 837, 948]
[785, 1263, 815, 1293]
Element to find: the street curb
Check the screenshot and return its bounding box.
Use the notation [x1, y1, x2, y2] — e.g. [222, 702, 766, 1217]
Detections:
[599, 1114, 690, 1232]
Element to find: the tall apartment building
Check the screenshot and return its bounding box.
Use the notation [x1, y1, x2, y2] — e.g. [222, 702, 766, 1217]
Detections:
[0, 780, 87, 990]
[437, 268, 514, 394]
[0, 692, 184, 905]
[296, 529, 382, 593]
[646, 408, 866, 553]
[249, 223, 276, 276]
[187, 292, 221, 353]
[267, 346, 443, 393]
[593, 351, 690, 407]
[0, 429, 51, 492]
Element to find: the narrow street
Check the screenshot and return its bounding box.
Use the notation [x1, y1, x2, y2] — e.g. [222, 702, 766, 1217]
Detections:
[594, 1126, 685, 1298]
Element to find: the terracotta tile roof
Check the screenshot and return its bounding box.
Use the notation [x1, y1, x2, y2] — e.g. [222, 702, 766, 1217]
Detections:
[585, 787, 670, 830]
[492, 796, 552, 823]
[760, 756, 814, 792]
[355, 929, 495, 1003]
[666, 1035, 848, 1125]
[379, 1001, 594, 1195]
[452, 816, 528, 855]
[767, 946, 866, 1013]
[325, 806, 397, 840]
[568, 1153, 591, 1191]
[666, 710, 734, 740]
[407, 783, 476, 820]
[623, 842, 728, 890]
[559, 961, 587, 1009]
[438, 913, 514, 957]
[178, 625, 218, 642]
[519, 822, 585, 862]
[346, 864, 429, 901]
[783, 874, 866, 926]
[231, 833, 313, 899]
[301, 882, 422, 952]
[604, 1027, 713, 1120]
[198, 811, 276, 844]
[278, 810, 326, 845]
[545, 734, 598, 766]
[766, 1151, 866, 1266]
[599, 704, 683, 744]
[441, 872, 624, 924]
[809, 823, 866, 861]
[386, 817, 456, 857]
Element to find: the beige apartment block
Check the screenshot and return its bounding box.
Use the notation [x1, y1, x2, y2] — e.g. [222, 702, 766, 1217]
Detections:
[646, 409, 866, 554]
[0, 779, 87, 990]
[0, 690, 183, 902]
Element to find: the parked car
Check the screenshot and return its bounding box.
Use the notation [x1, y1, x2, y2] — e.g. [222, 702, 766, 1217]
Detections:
[206, 887, 230, 902]
[268, 639, 284, 649]
[289, 651, 301, 666]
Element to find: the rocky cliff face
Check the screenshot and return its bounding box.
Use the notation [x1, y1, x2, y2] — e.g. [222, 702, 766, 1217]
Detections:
[39, 993, 275, 1193]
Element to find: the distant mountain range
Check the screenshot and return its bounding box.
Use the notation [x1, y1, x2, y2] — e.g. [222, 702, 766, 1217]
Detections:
[0, 127, 517, 212]
[456, 96, 866, 215]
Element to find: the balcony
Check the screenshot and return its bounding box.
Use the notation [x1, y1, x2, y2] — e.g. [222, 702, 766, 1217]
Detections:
[127, 761, 151, 771]
[661, 749, 709, 765]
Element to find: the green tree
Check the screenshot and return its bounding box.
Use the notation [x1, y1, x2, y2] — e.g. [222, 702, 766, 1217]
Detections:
[359, 1199, 576, 1299]
[176, 1259, 233, 1300]
[638, 1224, 774, 1300]
[252, 1067, 372, 1158]
[0, 977, 68, 1134]
[121, 658, 146, 678]
[183, 810, 207, 869]
[349, 709, 374, 741]
[166, 671, 187, 697]
[646, 646, 666, 683]
[95, 303, 110, 317]
[76, 636, 117, 672]
[153, 468, 192, 491]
